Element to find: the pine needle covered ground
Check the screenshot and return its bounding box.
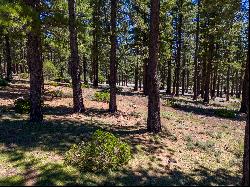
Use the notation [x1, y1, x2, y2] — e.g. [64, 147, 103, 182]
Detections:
[0, 79, 245, 186]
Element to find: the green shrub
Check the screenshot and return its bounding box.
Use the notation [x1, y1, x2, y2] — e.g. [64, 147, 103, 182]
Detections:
[81, 83, 90, 88]
[161, 112, 175, 120]
[48, 89, 63, 97]
[214, 109, 236, 118]
[19, 73, 29, 79]
[14, 97, 30, 114]
[164, 98, 178, 107]
[48, 81, 59, 87]
[185, 135, 215, 152]
[65, 129, 132, 172]
[102, 86, 123, 93]
[93, 91, 110, 103]
[98, 74, 106, 84]
[43, 60, 58, 80]
[53, 77, 71, 83]
[0, 78, 9, 87]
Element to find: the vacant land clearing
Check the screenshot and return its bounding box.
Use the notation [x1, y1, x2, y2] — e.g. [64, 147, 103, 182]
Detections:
[0, 79, 245, 186]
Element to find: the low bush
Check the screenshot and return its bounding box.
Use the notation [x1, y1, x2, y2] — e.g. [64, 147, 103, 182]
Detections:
[164, 98, 179, 107]
[0, 78, 9, 87]
[101, 86, 123, 93]
[53, 77, 71, 83]
[98, 74, 106, 84]
[48, 81, 59, 87]
[93, 91, 110, 103]
[19, 73, 29, 79]
[48, 89, 63, 97]
[14, 97, 30, 114]
[65, 129, 132, 172]
[214, 109, 236, 118]
[81, 83, 90, 88]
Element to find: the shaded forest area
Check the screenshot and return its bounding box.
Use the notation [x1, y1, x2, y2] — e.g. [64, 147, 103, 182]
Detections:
[0, 0, 249, 186]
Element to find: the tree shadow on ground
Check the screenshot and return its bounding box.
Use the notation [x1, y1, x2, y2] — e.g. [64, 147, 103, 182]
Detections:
[0, 117, 241, 186]
[172, 104, 245, 121]
[118, 91, 145, 97]
[0, 148, 78, 186]
[0, 117, 160, 155]
[0, 119, 101, 153]
[43, 105, 73, 116]
[99, 165, 241, 186]
[162, 97, 244, 121]
[0, 147, 241, 186]
[0, 84, 29, 101]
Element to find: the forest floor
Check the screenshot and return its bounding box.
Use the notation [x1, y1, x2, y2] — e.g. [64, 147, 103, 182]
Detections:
[0, 78, 246, 186]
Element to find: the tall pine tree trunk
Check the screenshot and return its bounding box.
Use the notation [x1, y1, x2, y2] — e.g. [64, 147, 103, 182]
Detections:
[181, 54, 186, 95]
[175, 0, 183, 96]
[235, 70, 239, 98]
[83, 56, 87, 84]
[193, 0, 200, 100]
[134, 57, 139, 91]
[211, 63, 218, 99]
[242, 11, 249, 184]
[5, 34, 12, 81]
[240, 62, 247, 113]
[92, 0, 100, 88]
[147, 0, 161, 133]
[226, 65, 230, 102]
[216, 72, 220, 97]
[204, 37, 213, 103]
[166, 59, 172, 94]
[109, 0, 117, 113]
[68, 0, 85, 113]
[143, 58, 149, 95]
[25, 0, 43, 122]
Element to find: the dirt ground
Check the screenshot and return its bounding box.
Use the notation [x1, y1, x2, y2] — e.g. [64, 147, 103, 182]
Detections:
[0, 79, 246, 186]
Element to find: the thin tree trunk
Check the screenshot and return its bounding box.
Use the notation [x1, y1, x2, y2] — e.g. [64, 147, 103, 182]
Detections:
[134, 57, 139, 91]
[166, 59, 172, 94]
[143, 58, 149, 95]
[238, 68, 244, 98]
[235, 70, 239, 98]
[211, 63, 218, 99]
[216, 72, 220, 97]
[220, 77, 223, 98]
[5, 34, 12, 81]
[230, 71, 235, 97]
[25, 0, 43, 122]
[173, 68, 176, 95]
[68, 0, 85, 113]
[226, 65, 230, 102]
[109, 0, 117, 113]
[147, 0, 161, 133]
[201, 57, 206, 98]
[193, 0, 200, 100]
[242, 13, 249, 185]
[83, 56, 87, 84]
[175, 0, 183, 96]
[186, 69, 189, 93]
[181, 54, 186, 95]
[240, 62, 247, 113]
[92, 0, 101, 88]
[204, 37, 213, 103]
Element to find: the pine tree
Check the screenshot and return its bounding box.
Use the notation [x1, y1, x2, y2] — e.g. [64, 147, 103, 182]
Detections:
[147, 0, 161, 133]
[68, 0, 85, 113]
